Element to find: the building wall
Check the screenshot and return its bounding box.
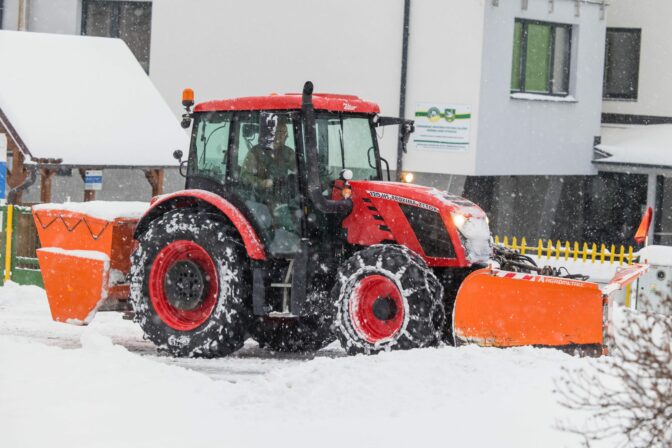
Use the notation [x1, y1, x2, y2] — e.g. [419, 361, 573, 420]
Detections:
[463, 172, 648, 246]
[21, 167, 184, 204]
[150, 0, 408, 164]
[602, 0, 672, 118]
[401, 0, 484, 176]
[1, 0, 81, 33]
[475, 0, 606, 176]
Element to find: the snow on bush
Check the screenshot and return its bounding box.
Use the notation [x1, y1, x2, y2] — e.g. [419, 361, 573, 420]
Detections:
[557, 292, 672, 447]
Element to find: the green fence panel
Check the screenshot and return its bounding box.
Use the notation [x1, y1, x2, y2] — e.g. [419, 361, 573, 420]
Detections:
[0, 204, 7, 286]
[9, 205, 43, 287]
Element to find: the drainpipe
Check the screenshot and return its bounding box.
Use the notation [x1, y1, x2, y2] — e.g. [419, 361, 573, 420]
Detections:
[396, 0, 411, 181]
[17, 0, 28, 31]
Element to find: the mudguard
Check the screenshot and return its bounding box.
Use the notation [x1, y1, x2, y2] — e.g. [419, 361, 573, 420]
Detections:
[138, 189, 266, 261]
[453, 263, 648, 350]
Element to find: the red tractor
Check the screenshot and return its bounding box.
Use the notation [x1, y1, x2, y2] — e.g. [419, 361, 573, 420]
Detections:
[119, 82, 643, 357]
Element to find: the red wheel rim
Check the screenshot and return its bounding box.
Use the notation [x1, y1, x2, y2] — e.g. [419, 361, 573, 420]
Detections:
[349, 274, 405, 343]
[149, 240, 218, 331]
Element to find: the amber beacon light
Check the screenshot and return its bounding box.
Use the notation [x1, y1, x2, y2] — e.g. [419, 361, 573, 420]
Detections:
[182, 88, 195, 108]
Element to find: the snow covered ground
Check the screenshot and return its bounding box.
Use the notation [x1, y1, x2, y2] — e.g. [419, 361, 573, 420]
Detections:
[0, 282, 623, 448]
[1, 253, 660, 448]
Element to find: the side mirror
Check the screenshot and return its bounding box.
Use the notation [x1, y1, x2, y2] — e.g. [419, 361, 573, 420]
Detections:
[173, 150, 187, 177]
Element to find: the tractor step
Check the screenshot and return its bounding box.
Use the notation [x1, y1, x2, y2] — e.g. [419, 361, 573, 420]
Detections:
[267, 311, 299, 319]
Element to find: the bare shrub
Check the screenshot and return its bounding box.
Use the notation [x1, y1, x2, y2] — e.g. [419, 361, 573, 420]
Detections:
[556, 289, 672, 447]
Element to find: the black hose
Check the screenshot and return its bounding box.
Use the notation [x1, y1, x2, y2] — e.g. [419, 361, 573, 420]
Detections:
[492, 244, 589, 281]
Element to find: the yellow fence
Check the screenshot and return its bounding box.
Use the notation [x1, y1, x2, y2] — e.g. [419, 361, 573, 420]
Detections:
[495, 236, 636, 266]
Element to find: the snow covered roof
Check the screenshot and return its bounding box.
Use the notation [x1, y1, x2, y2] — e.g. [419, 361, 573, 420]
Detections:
[0, 31, 188, 167]
[594, 124, 672, 173]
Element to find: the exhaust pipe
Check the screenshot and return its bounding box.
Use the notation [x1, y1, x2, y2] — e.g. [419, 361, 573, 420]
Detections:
[301, 81, 352, 215]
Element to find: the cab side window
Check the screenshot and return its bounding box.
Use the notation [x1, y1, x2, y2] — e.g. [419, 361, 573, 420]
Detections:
[190, 112, 232, 182]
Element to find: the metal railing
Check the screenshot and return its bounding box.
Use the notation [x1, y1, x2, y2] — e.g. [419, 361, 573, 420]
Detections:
[494, 235, 637, 265]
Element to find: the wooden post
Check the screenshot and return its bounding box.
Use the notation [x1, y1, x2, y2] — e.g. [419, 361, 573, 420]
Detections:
[6, 146, 28, 204]
[144, 168, 165, 198]
[39, 168, 56, 203]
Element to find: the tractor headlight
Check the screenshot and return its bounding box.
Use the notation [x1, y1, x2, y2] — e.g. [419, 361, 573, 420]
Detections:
[451, 212, 467, 229]
[451, 213, 490, 239]
[451, 213, 492, 263]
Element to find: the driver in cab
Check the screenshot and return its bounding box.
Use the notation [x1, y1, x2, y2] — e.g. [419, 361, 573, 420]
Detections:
[241, 117, 296, 192]
[241, 117, 299, 242]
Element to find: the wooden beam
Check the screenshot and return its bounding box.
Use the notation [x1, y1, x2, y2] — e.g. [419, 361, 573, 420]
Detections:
[6, 146, 28, 204]
[144, 168, 164, 197]
[39, 168, 56, 203]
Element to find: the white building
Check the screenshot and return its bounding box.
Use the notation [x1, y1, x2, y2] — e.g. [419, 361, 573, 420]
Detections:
[7, 0, 657, 246]
[597, 0, 672, 245]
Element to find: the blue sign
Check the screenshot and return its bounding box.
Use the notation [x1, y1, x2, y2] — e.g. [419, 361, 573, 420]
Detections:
[0, 161, 6, 200]
[84, 170, 103, 191]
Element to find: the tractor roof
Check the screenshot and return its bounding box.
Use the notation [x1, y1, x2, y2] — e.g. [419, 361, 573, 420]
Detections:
[194, 93, 380, 114]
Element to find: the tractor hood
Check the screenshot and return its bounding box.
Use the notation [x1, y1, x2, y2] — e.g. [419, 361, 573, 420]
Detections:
[341, 181, 492, 267]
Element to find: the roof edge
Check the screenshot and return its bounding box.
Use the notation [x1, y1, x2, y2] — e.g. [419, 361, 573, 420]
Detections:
[0, 105, 32, 158]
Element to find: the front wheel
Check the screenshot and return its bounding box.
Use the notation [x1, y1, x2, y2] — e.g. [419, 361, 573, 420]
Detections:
[332, 245, 445, 355]
[129, 210, 251, 357]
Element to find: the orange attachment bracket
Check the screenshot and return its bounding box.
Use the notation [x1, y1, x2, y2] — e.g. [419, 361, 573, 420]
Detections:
[37, 248, 110, 325]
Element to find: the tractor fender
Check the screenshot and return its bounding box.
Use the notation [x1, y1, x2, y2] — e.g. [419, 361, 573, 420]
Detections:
[135, 189, 266, 260]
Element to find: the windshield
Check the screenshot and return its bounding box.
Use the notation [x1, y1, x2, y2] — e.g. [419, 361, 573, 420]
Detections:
[189, 112, 233, 182]
[313, 113, 380, 188]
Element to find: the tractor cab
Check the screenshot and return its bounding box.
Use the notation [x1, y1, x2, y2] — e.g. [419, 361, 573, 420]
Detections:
[179, 86, 406, 259]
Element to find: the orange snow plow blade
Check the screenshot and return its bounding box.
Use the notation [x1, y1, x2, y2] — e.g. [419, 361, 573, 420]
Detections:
[453, 263, 648, 351]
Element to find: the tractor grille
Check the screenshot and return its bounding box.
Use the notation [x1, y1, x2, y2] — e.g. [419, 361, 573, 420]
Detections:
[399, 204, 455, 258]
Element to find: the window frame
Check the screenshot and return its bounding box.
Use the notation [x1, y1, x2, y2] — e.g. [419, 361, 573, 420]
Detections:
[511, 18, 573, 97]
[187, 111, 234, 185]
[81, 0, 152, 73]
[603, 27, 642, 101]
[313, 112, 383, 184]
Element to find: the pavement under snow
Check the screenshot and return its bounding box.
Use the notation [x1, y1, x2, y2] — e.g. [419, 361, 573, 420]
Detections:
[0, 282, 617, 448]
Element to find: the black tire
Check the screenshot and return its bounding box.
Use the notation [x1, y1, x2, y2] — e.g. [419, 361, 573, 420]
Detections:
[129, 210, 252, 358]
[332, 244, 445, 355]
[253, 278, 335, 353]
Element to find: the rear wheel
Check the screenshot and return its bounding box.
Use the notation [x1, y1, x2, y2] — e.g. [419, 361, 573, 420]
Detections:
[332, 245, 445, 355]
[130, 210, 251, 357]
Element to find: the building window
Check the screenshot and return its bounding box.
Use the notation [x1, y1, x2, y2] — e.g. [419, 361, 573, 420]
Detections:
[82, 1, 152, 73]
[603, 28, 641, 100]
[511, 19, 572, 96]
[0, 0, 4, 29]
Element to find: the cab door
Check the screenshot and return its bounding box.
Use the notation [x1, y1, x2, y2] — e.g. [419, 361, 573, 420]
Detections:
[228, 111, 304, 257]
